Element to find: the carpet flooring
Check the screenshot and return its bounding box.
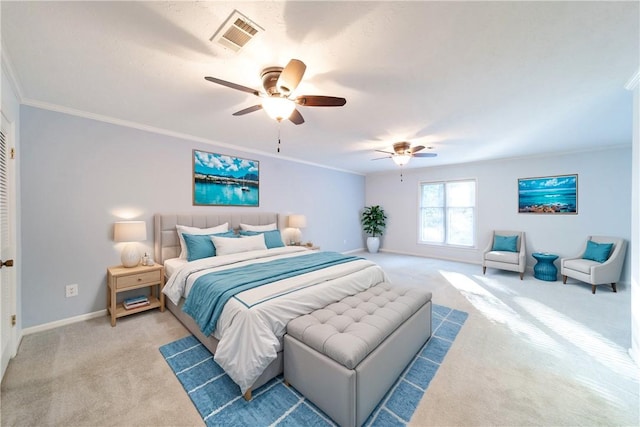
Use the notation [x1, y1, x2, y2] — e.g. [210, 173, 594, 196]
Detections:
[160, 304, 468, 427]
[2, 252, 637, 426]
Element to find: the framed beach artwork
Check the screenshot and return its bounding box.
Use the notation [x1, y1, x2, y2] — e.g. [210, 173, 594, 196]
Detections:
[518, 174, 577, 214]
[192, 149, 259, 206]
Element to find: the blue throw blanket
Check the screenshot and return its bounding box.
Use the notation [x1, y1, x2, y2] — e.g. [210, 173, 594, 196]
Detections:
[183, 251, 362, 335]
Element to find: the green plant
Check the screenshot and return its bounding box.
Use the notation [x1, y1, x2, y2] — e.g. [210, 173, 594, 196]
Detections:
[361, 205, 387, 237]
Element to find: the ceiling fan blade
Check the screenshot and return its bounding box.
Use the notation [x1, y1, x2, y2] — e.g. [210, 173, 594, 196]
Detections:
[277, 59, 306, 95]
[375, 149, 395, 155]
[410, 145, 426, 154]
[372, 156, 392, 160]
[232, 105, 263, 116]
[295, 96, 346, 107]
[413, 153, 438, 158]
[205, 77, 260, 96]
[289, 108, 305, 125]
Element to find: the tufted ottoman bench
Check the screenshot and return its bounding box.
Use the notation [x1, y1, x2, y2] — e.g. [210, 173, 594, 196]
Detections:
[284, 282, 432, 427]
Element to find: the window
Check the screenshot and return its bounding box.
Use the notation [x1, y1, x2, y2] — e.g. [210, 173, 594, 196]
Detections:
[419, 179, 476, 246]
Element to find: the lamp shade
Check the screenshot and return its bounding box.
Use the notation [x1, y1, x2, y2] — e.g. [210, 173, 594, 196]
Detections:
[114, 221, 147, 242]
[114, 221, 146, 267]
[288, 214, 307, 228]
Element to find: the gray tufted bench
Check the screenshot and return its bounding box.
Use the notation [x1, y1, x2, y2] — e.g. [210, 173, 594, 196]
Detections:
[284, 282, 432, 427]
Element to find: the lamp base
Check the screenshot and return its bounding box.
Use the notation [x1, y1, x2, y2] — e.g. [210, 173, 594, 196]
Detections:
[121, 243, 141, 268]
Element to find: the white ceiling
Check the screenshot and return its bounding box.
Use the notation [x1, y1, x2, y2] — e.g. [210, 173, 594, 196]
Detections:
[2, 1, 638, 174]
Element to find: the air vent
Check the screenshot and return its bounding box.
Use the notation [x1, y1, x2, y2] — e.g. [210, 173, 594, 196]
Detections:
[211, 10, 264, 52]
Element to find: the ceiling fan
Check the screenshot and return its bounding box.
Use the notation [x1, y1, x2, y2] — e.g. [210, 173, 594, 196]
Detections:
[204, 59, 346, 125]
[373, 142, 437, 166]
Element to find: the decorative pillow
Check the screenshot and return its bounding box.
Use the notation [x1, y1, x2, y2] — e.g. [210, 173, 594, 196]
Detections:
[239, 230, 285, 249]
[182, 231, 236, 261]
[211, 233, 267, 256]
[582, 240, 613, 263]
[176, 223, 229, 259]
[492, 235, 518, 252]
[239, 223, 277, 232]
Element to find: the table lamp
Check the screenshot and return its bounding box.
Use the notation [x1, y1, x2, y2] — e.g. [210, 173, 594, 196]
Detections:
[114, 221, 147, 267]
[288, 214, 307, 245]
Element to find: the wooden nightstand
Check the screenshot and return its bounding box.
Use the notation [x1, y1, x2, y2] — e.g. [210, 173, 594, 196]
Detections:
[107, 263, 164, 326]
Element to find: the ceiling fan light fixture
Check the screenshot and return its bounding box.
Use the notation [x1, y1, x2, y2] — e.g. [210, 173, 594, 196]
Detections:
[262, 97, 295, 121]
[393, 154, 411, 166]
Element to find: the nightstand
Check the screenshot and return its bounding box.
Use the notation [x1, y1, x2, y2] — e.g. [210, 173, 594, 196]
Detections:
[107, 263, 164, 326]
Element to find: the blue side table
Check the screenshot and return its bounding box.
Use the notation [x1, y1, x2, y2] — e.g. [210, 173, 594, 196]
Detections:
[532, 252, 559, 281]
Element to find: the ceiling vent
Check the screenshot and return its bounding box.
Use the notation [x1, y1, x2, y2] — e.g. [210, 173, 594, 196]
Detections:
[211, 10, 264, 52]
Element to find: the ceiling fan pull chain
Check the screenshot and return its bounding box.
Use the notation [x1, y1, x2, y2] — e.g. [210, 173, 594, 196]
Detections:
[277, 122, 281, 153]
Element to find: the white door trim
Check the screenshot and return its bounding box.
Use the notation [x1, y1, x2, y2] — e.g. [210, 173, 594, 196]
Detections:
[1, 111, 18, 380]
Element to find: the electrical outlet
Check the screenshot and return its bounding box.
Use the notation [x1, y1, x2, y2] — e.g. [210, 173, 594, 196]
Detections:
[65, 284, 78, 298]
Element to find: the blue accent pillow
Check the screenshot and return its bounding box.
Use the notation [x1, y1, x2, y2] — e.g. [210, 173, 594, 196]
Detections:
[492, 235, 518, 252]
[582, 240, 613, 263]
[182, 231, 237, 261]
[239, 230, 285, 249]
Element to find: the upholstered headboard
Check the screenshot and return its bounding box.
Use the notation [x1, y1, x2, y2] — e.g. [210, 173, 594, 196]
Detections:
[154, 212, 279, 264]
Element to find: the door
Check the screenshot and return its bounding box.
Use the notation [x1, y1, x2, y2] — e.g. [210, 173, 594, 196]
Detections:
[0, 113, 16, 380]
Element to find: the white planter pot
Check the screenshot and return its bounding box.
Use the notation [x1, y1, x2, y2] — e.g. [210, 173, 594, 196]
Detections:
[366, 236, 380, 253]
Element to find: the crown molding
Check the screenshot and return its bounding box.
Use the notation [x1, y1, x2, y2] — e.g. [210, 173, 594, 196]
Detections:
[21, 98, 363, 176]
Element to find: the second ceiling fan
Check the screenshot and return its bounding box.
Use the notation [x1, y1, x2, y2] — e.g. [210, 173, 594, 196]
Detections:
[205, 59, 346, 125]
[374, 142, 437, 166]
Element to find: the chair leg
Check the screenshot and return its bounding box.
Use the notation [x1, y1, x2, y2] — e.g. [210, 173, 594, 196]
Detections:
[562, 275, 567, 284]
[519, 272, 523, 280]
[611, 283, 617, 293]
[591, 285, 596, 294]
[482, 266, 486, 275]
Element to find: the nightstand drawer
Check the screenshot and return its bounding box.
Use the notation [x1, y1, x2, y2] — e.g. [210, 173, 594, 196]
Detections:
[116, 270, 162, 289]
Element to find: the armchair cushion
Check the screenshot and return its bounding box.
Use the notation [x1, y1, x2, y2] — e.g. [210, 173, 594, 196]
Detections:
[563, 258, 600, 274]
[492, 235, 518, 252]
[582, 240, 613, 263]
[485, 250, 520, 264]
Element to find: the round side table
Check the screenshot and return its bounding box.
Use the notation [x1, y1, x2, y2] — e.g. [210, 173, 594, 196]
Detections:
[532, 252, 559, 281]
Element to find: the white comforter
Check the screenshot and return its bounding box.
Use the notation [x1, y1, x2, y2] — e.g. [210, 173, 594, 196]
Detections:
[163, 246, 388, 394]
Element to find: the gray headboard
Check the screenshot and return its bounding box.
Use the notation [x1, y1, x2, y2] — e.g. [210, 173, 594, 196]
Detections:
[154, 212, 279, 264]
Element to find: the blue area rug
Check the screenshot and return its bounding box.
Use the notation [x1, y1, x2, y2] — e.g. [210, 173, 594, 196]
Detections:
[160, 304, 468, 426]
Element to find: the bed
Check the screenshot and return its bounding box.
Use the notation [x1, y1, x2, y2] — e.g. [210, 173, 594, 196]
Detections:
[154, 213, 388, 399]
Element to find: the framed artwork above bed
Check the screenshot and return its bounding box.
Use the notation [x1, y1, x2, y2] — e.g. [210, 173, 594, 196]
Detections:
[192, 149, 259, 206]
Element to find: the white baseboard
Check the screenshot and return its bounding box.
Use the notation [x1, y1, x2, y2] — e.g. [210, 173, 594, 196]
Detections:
[343, 247, 365, 254]
[22, 309, 107, 336]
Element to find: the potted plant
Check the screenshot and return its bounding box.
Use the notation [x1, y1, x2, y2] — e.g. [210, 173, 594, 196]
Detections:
[361, 205, 387, 253]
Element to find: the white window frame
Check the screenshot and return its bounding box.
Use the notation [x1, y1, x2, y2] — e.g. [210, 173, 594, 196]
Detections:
[418, 179, 477, 247]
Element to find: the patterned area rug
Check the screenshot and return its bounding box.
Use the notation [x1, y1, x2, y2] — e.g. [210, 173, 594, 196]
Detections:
[160, 304, 468, 426]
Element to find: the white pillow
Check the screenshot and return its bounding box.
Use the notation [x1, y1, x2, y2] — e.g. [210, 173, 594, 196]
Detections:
[239, 222, 277, 232]
[176, 223, 229, 259]
[211, 233, 267, 256]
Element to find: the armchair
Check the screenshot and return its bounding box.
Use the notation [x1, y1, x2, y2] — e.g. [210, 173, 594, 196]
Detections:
[482, 230, 526, 280]
[560, 236, 627, 294]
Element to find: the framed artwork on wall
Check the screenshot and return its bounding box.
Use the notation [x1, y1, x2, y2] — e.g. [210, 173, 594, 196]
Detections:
[518, 174, 577, 214]
[192, 149, 259, 206]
